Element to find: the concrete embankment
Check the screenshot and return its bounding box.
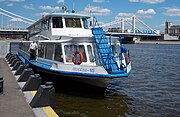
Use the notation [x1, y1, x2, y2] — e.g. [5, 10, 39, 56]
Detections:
[0, 58, 36, 117]
[0, 55, 59, 117]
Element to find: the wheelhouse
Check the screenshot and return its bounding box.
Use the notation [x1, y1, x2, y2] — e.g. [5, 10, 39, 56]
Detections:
[27, 13, 92, 40]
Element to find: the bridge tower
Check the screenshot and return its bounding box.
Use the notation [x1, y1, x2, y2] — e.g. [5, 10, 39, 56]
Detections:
[132, 15, 136, 34]
[121, 18, 124, 33]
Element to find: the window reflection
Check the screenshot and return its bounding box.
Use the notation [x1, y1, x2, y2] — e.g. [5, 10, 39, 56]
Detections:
[65, 18, 82, 28]
[54, 44, 63, 62]
[45, 44, 54, 60]
[82, 18, 88, 29]
[52, 17, 63, 28]
[38, 44, 44, 58]
[87, 45, 94, 62]
[64, 45, 87, 62]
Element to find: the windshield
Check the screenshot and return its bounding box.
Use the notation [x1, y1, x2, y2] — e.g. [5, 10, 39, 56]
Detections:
[65, 18, 82, 28]
[82, 18, 88, 29]
[52, 17, 63, 28]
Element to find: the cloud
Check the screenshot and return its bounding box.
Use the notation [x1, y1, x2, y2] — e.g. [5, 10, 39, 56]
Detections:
[97, 21, 105, 25]
[129, 0, 165, 4]
[9, 0, 25, 2]
[136, 9, 156, 18]
[5, 0, 25, 6]
[137, 9, 156, 15]
[10, 18, 23, 22]
[79, 5, 111, 16]
[93, 0, 105, 2]
[23, 4, 35, 10]
[35, 12, 50, 17]
[116, 13, 134, 17]
[39, 6, 60, 11]
[7, 3, 13, 6]
[162, 7, 180, 16]
[57, 0, 64, 3]
[115, 9, 156, 19]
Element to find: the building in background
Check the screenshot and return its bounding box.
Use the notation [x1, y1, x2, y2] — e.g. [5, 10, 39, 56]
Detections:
[164, 21, 180, 40]
[165, 21, 180, 37]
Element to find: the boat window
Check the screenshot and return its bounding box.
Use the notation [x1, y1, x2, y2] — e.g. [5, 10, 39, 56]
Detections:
[64, 45, 76, 62]
[79, 45, 87, 62]
[65, 18, 82, 28]
[87, 45, 94, 62]
[82, 18, 88, 29]
[38, 44, 45, 58]
[64, 45, 87, 62]
[45, 44, 54, 60]
[22, 43, 29, 52]
[54, 44, 63, 62]
[52, 17, 63, 28]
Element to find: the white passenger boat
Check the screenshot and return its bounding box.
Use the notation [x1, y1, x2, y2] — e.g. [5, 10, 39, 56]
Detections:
[17, 6, 132, 88]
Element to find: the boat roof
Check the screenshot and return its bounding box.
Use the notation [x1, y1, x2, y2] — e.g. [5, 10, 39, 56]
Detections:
[48, 12, 90, 18]
[27, 12, 90, 29]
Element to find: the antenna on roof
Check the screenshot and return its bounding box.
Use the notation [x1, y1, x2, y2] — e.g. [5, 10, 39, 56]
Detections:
[72, 1, 75, 13]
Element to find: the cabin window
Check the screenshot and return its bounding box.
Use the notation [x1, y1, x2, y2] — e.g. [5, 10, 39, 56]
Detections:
[52, 17, 63, 28]
[82, 18, 88, 29]
[45, 44, 54, 60]
[79, 45, 87, 62]
[87, 45, 94, 62]
[64, 45, 87, 63]
[65, 18, 82, 28]
[38, 44, 45, 58]
[22, 43, 29, 52]
[54, 44, 63, 62]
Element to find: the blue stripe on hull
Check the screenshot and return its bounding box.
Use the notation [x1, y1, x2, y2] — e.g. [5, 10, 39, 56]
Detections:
[29, 60, 131, 78]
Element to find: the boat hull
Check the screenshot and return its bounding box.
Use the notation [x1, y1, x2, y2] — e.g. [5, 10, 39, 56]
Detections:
[29, 62, 111, 90]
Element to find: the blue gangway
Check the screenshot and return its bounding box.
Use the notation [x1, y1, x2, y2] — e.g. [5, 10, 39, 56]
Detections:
[92, 28, 123, 74]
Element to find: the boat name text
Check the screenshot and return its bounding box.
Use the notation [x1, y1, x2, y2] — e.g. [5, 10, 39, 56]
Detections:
[72, 67, 95, 73]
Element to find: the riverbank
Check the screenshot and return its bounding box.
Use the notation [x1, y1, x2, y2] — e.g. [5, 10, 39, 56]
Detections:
[136, 40, 180, 44]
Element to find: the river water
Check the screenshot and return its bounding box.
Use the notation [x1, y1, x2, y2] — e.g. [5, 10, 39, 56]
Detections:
[53, 44, 180, 117]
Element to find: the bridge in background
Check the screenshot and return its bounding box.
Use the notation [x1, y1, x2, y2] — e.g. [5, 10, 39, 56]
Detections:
[93, 15, 162, 42]
[0, 7, 161, 42]
[0, 7, 35, 39]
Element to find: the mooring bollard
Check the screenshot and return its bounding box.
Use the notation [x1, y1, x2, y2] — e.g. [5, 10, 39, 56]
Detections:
[29, 82, 55, 108]
[18, 68, 34, 82]
[7, 54, 13, 61]
[22, 74, 42, 91]
[9, 56, 17, 64]
[10, 59, 19, 67]
[0, 76, 4, 95]
[5, 53, 11, 59]
[12, 61, 23, 71]
[15, 64, 27, 75]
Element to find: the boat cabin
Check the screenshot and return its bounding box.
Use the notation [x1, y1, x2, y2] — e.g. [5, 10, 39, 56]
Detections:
[19, 40, 97, 66]
[27, 13, 93, 40]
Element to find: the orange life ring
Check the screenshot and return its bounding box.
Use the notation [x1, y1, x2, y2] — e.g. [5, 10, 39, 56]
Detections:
[72, 50, 83, 65]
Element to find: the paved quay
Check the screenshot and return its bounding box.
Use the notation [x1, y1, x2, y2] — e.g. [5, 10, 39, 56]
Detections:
[0, 58, 35, 117]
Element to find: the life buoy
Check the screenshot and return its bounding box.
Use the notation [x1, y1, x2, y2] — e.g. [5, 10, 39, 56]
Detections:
[72, 50, 83, 65]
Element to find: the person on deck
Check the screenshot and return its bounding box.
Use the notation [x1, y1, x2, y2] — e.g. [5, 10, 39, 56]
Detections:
[28, 40, 38, 60]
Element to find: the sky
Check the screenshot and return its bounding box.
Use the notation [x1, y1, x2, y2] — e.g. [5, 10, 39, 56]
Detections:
[0, 0, 180, 32]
